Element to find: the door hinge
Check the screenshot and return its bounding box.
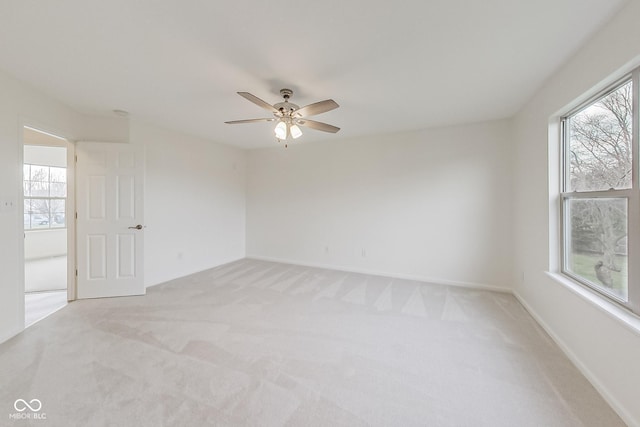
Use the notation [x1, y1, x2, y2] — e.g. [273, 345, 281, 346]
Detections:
[75, 154, 78, 163]
[75, 269, 78, 277]
[75, 212, 78, 219]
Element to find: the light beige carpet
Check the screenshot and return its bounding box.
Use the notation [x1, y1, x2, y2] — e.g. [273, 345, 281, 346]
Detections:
[25, 290, 67, 327]
[0, 259, 624, 426]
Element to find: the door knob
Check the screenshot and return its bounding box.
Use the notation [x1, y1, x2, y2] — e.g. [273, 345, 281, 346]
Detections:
[128, 224, 144, 230]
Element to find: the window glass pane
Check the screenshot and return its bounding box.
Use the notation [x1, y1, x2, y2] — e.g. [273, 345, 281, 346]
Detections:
[31, 198, 50, 215]
[23, 165, 30, 180]
[50, 167, 66, 183]
[50, 183, 66, 197]
[565, 198, 628, 301]
[30, 181, 49, 197]
[23, 180, 31, 197]
[30, 213, 50, 229]
[50, 199, 65, 213]
[567, 81, 633, 192]
[30, 165, 49, 182]
[23, 198, 32, 230]
[51, 213, 66, 228]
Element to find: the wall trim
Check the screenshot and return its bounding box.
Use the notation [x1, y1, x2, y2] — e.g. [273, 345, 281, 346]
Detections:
[513, 290, 637, 427]
[246, 254, 511, 293]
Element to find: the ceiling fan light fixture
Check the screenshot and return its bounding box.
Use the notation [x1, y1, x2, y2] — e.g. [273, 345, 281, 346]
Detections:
[227, 89, 340, 143]
[290, 124, 302, 139]
[274, 121, 287, 139]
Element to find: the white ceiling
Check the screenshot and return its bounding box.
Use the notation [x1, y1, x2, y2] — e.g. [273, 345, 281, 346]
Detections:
[0, 0, 627, 149]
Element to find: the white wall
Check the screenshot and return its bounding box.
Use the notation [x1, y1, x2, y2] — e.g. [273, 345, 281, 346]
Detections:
[513, 0, 640, 425]
[24, 229, 66, 260]
[247, 120, 513, 290]
[130, 121, 246, 287]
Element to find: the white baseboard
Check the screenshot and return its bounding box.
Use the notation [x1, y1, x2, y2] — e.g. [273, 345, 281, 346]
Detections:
[246, 254, 511, 293]
[513, 290, 637, 427]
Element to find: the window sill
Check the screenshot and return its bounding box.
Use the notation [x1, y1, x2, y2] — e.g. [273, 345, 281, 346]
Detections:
[545, 271, 640, 337]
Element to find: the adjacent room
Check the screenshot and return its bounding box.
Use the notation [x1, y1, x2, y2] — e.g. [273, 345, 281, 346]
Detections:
[23, 128, 72, 327]
[0, 1, 639, 426]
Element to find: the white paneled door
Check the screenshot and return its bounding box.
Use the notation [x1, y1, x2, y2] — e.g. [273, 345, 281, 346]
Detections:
[76, 142, 145, 299]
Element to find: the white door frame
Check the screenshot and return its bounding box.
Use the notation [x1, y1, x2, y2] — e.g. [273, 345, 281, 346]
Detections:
[21, 124, 77, 302]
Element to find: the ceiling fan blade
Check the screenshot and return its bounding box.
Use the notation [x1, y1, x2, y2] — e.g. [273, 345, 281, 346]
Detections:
[237, 92, 279, 114]
[225, 118, 275, 124]
[296, 119, 340, 133]
[294, 99, 339, 117]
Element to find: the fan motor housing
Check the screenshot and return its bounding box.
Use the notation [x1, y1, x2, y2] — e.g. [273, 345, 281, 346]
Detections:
[273, 101, 299, 114]
[273, 88, 298, 115]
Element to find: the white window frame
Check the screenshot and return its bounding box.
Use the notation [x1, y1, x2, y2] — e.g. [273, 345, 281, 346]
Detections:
[560, 67, 640, 315]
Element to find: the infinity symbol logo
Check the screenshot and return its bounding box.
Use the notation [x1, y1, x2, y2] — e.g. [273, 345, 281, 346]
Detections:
[14, 399, 42, 412]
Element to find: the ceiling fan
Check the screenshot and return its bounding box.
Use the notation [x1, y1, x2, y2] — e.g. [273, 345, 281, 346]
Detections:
[225, 89, 340, 141]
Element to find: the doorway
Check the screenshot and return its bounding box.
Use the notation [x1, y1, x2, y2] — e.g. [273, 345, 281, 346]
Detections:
[23, 126, 74, 327]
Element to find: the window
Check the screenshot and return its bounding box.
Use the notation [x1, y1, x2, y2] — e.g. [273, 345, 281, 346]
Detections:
[23, 164, 67, 230]
[561, 68, 639, 313]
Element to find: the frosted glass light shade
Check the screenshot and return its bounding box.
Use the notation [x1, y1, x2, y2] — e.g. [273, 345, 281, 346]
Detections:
[274, 121, 287, 139]
[290, 124, 302, 139]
